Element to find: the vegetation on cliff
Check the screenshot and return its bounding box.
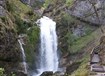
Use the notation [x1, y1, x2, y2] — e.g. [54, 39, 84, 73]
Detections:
[0, 0, 105, 76]
[6, 0, 40, 69]
[0, 0, 39, 75]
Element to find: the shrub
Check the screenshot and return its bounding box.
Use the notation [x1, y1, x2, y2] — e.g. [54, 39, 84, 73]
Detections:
[0, 68, 5, 76]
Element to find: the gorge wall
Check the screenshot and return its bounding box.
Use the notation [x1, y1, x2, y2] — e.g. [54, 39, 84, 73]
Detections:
[0, 0, 26, 76]
[1, 0, 105, 76]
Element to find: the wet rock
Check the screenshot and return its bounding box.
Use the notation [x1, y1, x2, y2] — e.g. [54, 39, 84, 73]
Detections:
[54, 70, 66, 76]
[40, 71, 53, 76]
[14, 71, 27, 76]
[0, 6, 6, 17]
[20, 0, 30, 4]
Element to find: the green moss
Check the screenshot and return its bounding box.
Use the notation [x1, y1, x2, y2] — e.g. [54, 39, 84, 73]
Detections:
[61, 13, 75, 26]
[7, 0, 31, 13]
[0, 16, 6, 23]
[0, 68, 5, 76]
[27, 26, 39, 45]
[43, 0, 55, 8]
[66, 0, 74, 7]
[0, 68, 16, 76]
[5, 0, 39, 67]
[67, 25, 95, 54]
[70, 34, 94, 53]
[44, 0, 65, 8]
[14, 15, 31, 33]
[6, 0, 33, 20]
[25, 26, 39, 65]
[32, 1, 43, 8]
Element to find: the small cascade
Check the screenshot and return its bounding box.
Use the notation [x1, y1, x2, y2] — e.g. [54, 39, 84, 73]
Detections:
[18, 35, 27, 74]
[33, 16, 59, 76]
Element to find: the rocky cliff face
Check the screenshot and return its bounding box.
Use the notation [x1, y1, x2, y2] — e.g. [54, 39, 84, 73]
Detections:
[68, 0, 105, 25]
[1, 0, 105, 75]
[40, 0, 105, 75]
[0, 0, 27, 76]
[21, 0, 44, 7]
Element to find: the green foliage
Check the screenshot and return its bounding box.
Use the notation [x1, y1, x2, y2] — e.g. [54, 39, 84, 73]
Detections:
[70, 34, 93, 53]
[15, 15, 28, 33]
[6, 0, 38, 34]
[27, 26, 39, 45]
[6, 0, 16, 12]
[26, 10, 39, 22]
[63, 13, 75, 25]
[26, 11, 34, 16]
[67, 32, 73, 46]
[70, 56, 89, 76]
[10, 0, 31, 13]
[0, 17, 6, 23]
[43, 0, 51, 8]
[58, 12, 75, 30]
[32, 1, 43, 8]
[6, 0, 31, 19]
[67, 26, 94, 54]
[6, 0, 39, 68]
[14, 13, 37, 34]
[43, 0, 57, 8]
[66, 0, 74, 7]
[11, 72, 16, 76]
[0, 68, 5, 76]
[25, 26, 39, 65]
[0, 68, 16, 76]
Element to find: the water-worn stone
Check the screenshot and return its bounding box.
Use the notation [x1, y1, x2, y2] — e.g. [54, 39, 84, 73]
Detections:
[40, 71, 53, 76]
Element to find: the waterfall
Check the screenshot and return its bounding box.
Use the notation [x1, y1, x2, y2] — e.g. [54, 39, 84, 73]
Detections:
[34, 16, 59, 76]
[18, 35, 27, 74]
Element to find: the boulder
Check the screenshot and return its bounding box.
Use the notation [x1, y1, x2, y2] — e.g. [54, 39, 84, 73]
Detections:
[40, 71, 53, 76]
[14, 71, 27, 76]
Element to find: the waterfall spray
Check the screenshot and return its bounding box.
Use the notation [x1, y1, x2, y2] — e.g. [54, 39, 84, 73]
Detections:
[33, 16, 59, 76]
[18, 35, 27, 74]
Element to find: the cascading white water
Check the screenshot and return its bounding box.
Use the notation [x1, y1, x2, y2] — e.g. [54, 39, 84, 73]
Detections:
[18, 36, 27, 74]
[34, 16, 59, 76]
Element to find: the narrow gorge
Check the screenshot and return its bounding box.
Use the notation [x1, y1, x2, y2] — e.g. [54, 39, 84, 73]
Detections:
[1, 0, 105, 76]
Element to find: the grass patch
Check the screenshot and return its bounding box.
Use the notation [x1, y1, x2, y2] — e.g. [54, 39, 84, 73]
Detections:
[66, 0, 74, 7]
[69, 25, 95, 54]
[6, 0, 32, 20]
[70, 33, 94, 53]
[70, 55, 89, 76]
[7, 0, 31, 13]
